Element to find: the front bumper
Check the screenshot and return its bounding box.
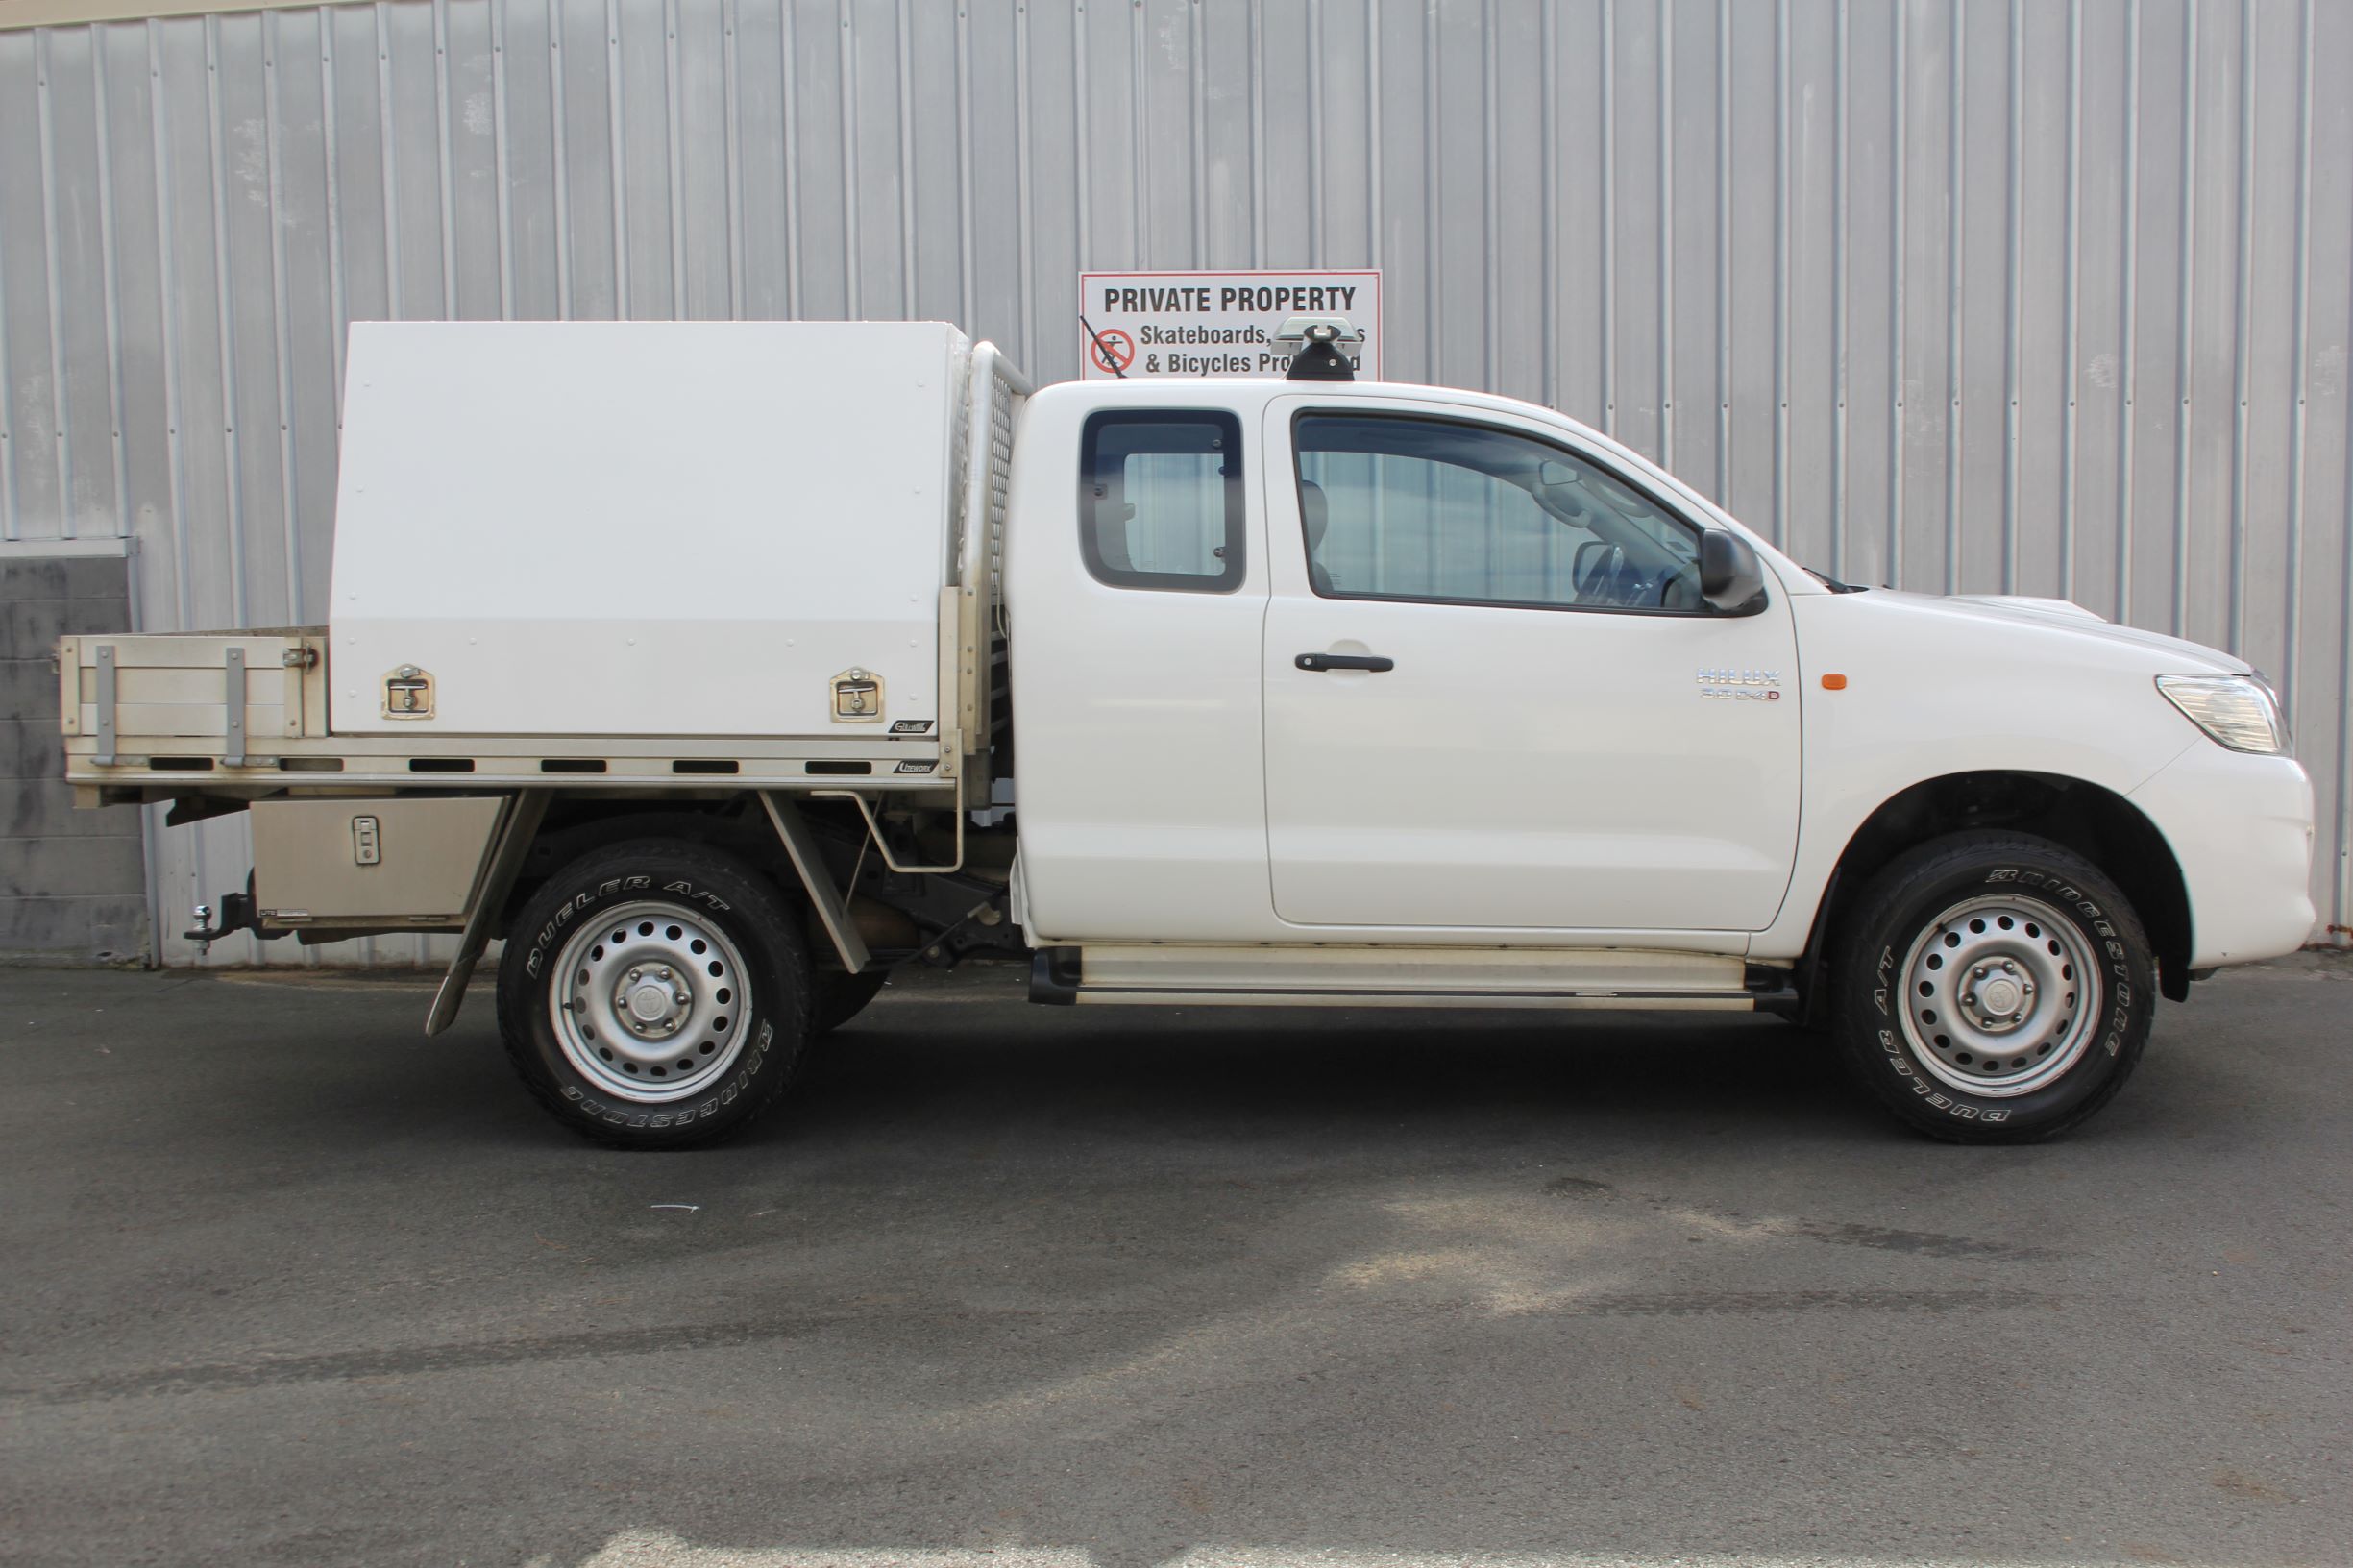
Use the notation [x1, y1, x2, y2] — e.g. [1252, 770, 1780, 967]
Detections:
[2129, 744, 2317, 967]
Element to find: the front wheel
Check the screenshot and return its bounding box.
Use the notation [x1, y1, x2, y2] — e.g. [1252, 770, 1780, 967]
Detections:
[497, 840, 812, 1149]
[1830, 832, 2156, 1143]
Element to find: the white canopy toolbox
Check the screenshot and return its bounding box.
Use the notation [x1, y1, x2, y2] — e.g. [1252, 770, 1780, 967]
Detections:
[61, 322, 1028, 797]
[329, 319, 972, 738]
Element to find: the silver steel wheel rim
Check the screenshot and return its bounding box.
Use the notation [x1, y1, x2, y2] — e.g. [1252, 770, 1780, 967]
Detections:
[548, 900, 753, 1104]
[1899, 894, 2101, 1098]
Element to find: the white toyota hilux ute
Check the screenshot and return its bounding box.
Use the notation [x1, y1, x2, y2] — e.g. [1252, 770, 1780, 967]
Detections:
[55, 319, 2316, 1148]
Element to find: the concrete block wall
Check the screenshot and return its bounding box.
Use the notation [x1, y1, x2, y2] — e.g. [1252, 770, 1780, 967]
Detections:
[1, 552, 149, 964]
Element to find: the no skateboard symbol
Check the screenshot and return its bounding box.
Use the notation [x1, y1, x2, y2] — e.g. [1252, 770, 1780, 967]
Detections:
[1087, 329, 1136, 375]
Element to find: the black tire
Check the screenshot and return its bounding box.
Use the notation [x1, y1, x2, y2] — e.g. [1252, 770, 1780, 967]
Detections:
[1830, 831, 2156, 1143]
[812, 970, 889, 1035]
[497, 839, 811, 1149]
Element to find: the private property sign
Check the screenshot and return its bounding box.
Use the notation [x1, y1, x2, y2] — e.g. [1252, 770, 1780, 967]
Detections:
[1079, 270, 1382, 380]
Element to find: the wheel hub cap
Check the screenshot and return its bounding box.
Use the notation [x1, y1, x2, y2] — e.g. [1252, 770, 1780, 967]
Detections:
[617, 966, 690, 1034]
[548, 901, 752, 1104]
[1973, 968, 2026, 1025]
[1898, 893, 2100, 1098]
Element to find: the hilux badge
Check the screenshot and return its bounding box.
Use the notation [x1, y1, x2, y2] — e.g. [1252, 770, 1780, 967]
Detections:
[1697, 668, 1782, 701]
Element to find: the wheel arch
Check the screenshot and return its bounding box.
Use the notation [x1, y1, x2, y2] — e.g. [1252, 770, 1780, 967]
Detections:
[494, 796, 826, 943]
[1796, 771, 2194, 1021]
[488, 792, 960, 969]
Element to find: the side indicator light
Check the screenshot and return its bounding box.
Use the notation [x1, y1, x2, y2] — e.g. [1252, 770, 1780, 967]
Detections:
[1821, 674, 1849, 690]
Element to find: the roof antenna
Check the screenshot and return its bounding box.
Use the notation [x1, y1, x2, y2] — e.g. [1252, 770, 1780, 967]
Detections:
[1274, 315, 1366, 382]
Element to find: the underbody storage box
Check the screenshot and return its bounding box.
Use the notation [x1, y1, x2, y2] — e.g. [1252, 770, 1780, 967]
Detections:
[328, 320, 970, 739]
[250, 795, 508, 928]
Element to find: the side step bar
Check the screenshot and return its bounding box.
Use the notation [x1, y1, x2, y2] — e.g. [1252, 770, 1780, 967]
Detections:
[1030, 944, 1797, 1013]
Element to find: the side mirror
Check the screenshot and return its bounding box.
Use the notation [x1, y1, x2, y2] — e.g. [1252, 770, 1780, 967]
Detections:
[1698, 530, 1766, 613]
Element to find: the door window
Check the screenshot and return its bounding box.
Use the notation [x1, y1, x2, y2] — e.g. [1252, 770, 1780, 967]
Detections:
[1078, 410, 1245, 592]
[1293, 413, 1711, 613]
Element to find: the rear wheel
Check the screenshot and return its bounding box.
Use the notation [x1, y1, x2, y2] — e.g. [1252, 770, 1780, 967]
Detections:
[1830, 832, 2155, 1143]
[498, 840, 811, 1149]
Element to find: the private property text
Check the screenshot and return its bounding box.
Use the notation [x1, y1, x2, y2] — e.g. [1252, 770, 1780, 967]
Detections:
[1097, 283, 1363, 315]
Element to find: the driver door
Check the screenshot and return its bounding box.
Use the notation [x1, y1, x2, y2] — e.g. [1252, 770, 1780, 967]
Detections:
[1260, 397, 1802, 935]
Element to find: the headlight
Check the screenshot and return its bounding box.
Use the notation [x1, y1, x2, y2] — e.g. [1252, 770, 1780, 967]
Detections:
[2155, 674, 2292, 755]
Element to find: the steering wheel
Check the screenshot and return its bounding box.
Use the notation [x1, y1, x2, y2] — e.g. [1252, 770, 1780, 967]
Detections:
[1572, 543, 1625, 604]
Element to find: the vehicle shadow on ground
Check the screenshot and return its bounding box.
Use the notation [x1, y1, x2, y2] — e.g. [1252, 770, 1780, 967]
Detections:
[781, 1000, 1881, 1152]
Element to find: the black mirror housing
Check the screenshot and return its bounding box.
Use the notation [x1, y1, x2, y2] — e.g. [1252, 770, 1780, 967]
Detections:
[1699, 529, 1767, 613]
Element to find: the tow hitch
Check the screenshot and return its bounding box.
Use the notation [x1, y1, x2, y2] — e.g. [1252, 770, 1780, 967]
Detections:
[184, 874, 287, 956]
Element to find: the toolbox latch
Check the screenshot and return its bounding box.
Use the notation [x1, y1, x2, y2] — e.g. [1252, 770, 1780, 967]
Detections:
[382, 665, 435, 720]
[830, 668, 883, 723]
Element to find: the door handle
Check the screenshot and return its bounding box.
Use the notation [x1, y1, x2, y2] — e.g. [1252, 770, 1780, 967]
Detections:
[1295, 652, 1395, 673]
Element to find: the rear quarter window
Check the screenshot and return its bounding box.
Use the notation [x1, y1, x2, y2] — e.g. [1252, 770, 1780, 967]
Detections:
[1077, 410, 1245, 593]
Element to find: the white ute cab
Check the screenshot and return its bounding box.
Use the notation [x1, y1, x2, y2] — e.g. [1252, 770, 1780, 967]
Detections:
[57, 319, 2316, 1148]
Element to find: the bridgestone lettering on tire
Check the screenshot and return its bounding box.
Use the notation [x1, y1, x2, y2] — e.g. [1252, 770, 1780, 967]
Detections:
[498, 840, 811, 1149]
[1830, 831, 2155, 1143]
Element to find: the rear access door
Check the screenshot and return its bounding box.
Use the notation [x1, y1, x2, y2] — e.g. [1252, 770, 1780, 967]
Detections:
[1004, 387, 1276, 943]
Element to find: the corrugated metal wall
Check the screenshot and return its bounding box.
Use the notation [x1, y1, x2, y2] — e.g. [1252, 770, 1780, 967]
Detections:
[1, 0, 2348, 965]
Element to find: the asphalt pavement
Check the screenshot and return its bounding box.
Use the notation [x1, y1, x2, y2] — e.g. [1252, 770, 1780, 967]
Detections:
[3, 956, 2349, 1568]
